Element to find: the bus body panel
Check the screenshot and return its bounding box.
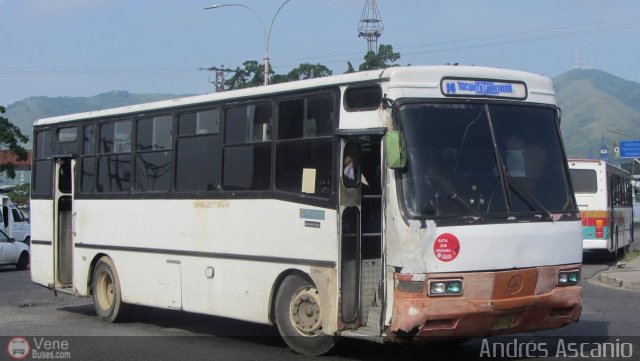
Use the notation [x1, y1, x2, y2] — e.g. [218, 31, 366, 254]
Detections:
[384, 168, 582, 274]
[72, 199, 338, 265]
[40, 198, 338, 326]
[30, 199, 54, 288]
[76, 247, 316, 325]
[385, 66, 556, 105]
[416, 222, 581, 274]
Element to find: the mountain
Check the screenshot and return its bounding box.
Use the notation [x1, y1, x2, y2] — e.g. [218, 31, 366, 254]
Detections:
[553, 69, 640, 158]
[3, 70, 640, 158]
[4, 90, 191, 147]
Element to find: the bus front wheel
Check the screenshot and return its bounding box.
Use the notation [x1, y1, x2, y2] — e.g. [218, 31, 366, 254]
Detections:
[275, 274, 335, 356]
[91, 257, 131, 323]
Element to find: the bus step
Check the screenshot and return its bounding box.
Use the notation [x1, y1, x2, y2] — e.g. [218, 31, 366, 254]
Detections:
[366, 305, 382, 329]
[54, 287, 75, 296]
[339, 328, 384, 343]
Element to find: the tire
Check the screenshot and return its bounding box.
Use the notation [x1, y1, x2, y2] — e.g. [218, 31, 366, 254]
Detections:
[16, 252, 29, 271]
[274, 274, 335, 356]
[91, 257, 131, 323]
[611, 227, 620, 261]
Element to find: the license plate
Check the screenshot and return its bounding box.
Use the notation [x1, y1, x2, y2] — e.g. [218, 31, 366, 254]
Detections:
[492, 314, 517, 330]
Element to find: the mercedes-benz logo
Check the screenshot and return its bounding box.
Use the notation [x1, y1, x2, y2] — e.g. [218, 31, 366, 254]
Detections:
[507, 275, 524, 295]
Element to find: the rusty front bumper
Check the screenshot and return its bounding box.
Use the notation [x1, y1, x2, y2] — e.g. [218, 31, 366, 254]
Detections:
[388, 265, 582, 340]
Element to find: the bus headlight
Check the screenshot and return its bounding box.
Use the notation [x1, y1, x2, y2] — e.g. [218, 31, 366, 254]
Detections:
[558, 270, 580, 285]
[428, 279, 463, 296]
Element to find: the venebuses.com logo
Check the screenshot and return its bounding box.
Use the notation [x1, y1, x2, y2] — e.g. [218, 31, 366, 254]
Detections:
[6, 336, 71, 360]
[6, 337, 30, 360]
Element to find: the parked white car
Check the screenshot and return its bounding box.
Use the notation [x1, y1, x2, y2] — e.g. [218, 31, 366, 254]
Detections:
[0, 229, 29, 270]
[0, 195, 30, 244]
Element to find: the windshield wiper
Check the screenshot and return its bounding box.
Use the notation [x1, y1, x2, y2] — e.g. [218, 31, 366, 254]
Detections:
[429, 176, 482, 219]
[504, 175, 554, 220]
[447, 190, 481, 218]
[482, 104, 553, 221]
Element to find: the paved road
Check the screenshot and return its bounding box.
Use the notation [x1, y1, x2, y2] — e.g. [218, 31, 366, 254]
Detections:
[1, 238, 639, 360]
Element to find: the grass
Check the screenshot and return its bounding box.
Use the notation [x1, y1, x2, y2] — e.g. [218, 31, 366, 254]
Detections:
[622, 249, 640, 262]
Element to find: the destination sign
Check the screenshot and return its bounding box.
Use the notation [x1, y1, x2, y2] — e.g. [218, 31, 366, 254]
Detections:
[441, 78, 527, 99]
[619, 140, 640, 158]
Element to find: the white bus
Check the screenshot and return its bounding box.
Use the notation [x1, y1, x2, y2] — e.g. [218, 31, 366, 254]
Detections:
[568, 159, 634, 257]
[31, 66, 582, 355]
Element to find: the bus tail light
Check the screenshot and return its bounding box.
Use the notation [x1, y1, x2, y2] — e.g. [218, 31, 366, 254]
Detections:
[428, 279, 463, 296]
[595, 219, 605, 239]
[557, 270, 580, 285]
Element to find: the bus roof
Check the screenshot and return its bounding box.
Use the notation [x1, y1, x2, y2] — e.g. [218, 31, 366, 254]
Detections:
[568, 158, 605, 165]
[568, 158, 631, 176]
[33, 65, 555, 126]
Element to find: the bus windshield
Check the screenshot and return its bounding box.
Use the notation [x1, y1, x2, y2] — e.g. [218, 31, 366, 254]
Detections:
[398, 102, 576, 220]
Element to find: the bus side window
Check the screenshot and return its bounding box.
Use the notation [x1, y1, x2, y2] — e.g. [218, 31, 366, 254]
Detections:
[276, 94, 334, 198]
[176, 109, 220, 192]
[222, 103, 273, 191]
[33, 129, 53, 196]
[97, 120, 132, 193]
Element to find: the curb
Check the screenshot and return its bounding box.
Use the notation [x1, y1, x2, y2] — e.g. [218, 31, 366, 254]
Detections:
[595, 252, 640, 292]
[599, 272, 640, 291]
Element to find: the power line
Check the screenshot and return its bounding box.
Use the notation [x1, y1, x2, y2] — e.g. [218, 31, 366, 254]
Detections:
[401, 23, 640, 58]
[1, 16, 639, 75]
[272, 16, 640, 66]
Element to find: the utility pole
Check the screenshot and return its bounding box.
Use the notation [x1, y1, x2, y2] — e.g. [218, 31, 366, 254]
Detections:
[198, 66, 237, 92]
[204, 1, 292, 86]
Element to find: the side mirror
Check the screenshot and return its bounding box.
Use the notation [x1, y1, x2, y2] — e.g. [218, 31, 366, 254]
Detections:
[9, 238, 15, 243]
[386, 131, 406, 169]
[556, 107, 562, 125]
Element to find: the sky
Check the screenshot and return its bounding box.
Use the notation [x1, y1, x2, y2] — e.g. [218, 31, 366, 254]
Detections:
[1, 0, 639, 106]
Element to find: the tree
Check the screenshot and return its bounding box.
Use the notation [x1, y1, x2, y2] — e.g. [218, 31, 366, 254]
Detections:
[7, 183, 30, 204]
[284, 63, 332, 81]
[224, 61, 332, 90]
[345, 61, 356, 74]
[224, 60, 270, 90]
[358, 44, 401, 71]
[0, 106, 29, 179]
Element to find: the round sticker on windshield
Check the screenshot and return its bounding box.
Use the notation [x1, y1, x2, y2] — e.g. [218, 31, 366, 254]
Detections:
[434, 233, 460, 262]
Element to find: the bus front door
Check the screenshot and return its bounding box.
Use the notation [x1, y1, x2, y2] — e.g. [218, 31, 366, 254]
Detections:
[339, 137, 383, 330]
[53, 157, 74, 291]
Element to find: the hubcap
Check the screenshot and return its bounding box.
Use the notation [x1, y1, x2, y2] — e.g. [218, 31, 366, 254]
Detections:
[96, 271, 114, 310]
[290, 287, 322, 337]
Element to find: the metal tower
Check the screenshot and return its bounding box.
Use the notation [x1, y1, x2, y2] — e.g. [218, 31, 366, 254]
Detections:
[358, 0, 384, 53]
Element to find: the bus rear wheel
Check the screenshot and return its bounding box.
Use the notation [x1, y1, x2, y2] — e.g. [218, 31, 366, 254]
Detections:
[92, 257, 131, 323]
[275, 274, 335, 356]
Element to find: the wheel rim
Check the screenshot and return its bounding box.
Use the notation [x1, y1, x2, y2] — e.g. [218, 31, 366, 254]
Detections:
[289, 286, 322, 337]
[96, 270, 115, 310]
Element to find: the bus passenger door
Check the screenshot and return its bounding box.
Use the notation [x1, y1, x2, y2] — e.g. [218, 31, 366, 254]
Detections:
[53, 157, 74, 291]
[339, 137, 383, 330]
